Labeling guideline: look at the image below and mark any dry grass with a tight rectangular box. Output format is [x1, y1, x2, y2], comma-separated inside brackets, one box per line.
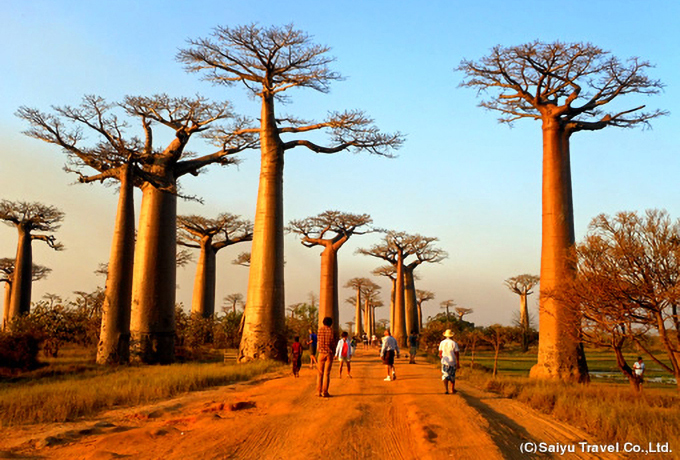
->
[0, 360, 282, 426]
[459, 367, 680, 449]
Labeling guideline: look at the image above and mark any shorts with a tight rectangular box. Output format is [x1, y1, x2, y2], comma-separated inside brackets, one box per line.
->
[442, 364, 456, 382]
[310, 345, 317, 356]
[382, 349, 395, 365]
[409, 346, 417, 356]
[338, 356, 351, 363]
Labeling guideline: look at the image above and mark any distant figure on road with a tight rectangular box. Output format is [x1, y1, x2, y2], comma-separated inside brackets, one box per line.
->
[439, 329, 460, 394]
[307, 328, 318, 369]
[316, 317, 338, 398]
[371, 334, 378, 347]
[291, 336, 302, 378]
[408, 330, 419, 364]
[380, 329, 400, 381]
[335, 331, 354, 378]
[362, 333, 369, 349]
[633, 356, 645, 386]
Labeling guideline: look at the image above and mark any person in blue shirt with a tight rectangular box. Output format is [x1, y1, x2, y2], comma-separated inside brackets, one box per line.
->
[307, 328, 318, 369]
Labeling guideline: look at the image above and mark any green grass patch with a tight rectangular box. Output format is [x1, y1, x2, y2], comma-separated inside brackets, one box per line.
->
[0, 358, 282, 426]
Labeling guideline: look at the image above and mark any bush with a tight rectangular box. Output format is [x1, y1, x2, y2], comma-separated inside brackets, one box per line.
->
[0, 332, 41, 370]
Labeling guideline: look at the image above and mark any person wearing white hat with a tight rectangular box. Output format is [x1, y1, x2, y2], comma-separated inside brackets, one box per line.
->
[438, 329, 460, 394]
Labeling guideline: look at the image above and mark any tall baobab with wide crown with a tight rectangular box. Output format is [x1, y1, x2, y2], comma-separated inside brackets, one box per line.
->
[505, 274, 540, 352]
[179, 24, 403, 362]
[402, 236, 447, 335]
[359, 232, 441, 346]
[0, 201, 63, 322]
[415, 289, 435, 330]
[289, 211, 373, 334]
[458, 41, 666, 382]
[19, 97, 144, 364]
[177, 213, 253, 318]
[344, 277, 373, 336]
[0, 258, 50, 329]
[19, 95, 255, 364]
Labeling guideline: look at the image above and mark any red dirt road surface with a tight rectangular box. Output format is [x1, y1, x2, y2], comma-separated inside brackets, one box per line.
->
[0, 349, 621, 459]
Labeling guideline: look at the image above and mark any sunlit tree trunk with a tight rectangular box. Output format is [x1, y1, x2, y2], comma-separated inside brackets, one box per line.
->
[519, 292, 530, 352]
[2, 282, 11, 329]
[354, 287, 363, 336]
[417, 302, 423, 331]
[403, 267, 419, 335]
[130, 184, 177, 364]
[393, 250, 407, 347]
[240, 96, 288, 362]
[97, 166, 135, 364]
[9, 226, 32, 319]
[364, 298, 373, 337]
[531, 121, 588, 382]
[191, 237, 217, 318]
[318, 245, 340, 334]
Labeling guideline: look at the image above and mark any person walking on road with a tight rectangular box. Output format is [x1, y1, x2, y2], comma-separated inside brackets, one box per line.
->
[335, 331, 354, 378]
[380, 329, 400, 381]
[307, 328, 318, 369]
[408, 330, 419, 364]
[439, 329, 460, 394]
[316, 317, 337, 398]
[290, 336, 303, 378]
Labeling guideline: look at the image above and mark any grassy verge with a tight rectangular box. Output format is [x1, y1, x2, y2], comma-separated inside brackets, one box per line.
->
[455, 365, 680, 451]
[0, 359, 282, 427]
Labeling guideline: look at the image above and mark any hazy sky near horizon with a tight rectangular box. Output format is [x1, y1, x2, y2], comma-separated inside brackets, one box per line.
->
[1, 0, 679, 327]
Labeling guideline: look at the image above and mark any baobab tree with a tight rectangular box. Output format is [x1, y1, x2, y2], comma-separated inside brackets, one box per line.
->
[18, 97, 143, 364]
[402, 236, 447, 335]
[177, 213, 253, 318]
[0, 201, 63, 321]
[458, 41, 665, 382]
[18, 95, 255, 364]
[1, 258, 50, 329]
[440, 299, 456, 328]
[372, 264, 397, 330]
[345, 277, 373, 336]
[455, 307, 473, 322]
[179, 24, 403, 362]
[223, 293, 245, 314]
[289, 211, 373, 333]
[359, 232, 440, 346]
[361, 280, 382, 338]
[505, 274, 540, 352]
[415, 289, 435, 330]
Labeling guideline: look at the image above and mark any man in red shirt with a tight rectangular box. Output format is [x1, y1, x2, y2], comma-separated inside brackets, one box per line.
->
[316, 316, 338, 397]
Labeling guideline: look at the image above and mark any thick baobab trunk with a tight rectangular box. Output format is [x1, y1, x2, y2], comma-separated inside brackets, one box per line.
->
[519, 292, 530, 352]
[130, 184, 177, 364]
[354, 287, 363, 336]
[318, 245, 339, 334]
[389, 278, 396, 332]
[239, 96, 288, 362]
[364, 298, 372, 338]
[9, 226, 32, 319]
[403, 267, 419, 335]
[191, 237, 217, 318]
[2, 282, 11, 329]
[97, 168, 135, 364]
[394, 251, 407, 347]
[531, 121, 588, 382]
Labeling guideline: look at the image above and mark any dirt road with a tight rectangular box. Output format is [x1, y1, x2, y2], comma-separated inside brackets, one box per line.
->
[1, 349, 620, 459]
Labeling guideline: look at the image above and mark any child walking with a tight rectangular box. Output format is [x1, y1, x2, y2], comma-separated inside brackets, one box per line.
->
[291, 336, 303, 377]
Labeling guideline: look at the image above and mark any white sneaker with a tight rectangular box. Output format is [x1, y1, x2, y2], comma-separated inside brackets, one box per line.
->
[384, 376, 392, 381]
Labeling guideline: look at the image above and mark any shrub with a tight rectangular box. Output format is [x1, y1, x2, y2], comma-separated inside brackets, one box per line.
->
[0, 332, 41, 370]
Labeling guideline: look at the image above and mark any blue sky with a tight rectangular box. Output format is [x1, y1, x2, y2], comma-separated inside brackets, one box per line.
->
[1, 0, 678, 326]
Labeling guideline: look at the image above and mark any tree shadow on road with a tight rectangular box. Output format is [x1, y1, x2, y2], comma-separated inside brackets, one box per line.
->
[457, 391, 542, 460]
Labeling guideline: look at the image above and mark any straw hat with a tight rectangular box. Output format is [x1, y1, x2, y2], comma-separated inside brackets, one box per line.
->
[443, 329, 454, 338]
